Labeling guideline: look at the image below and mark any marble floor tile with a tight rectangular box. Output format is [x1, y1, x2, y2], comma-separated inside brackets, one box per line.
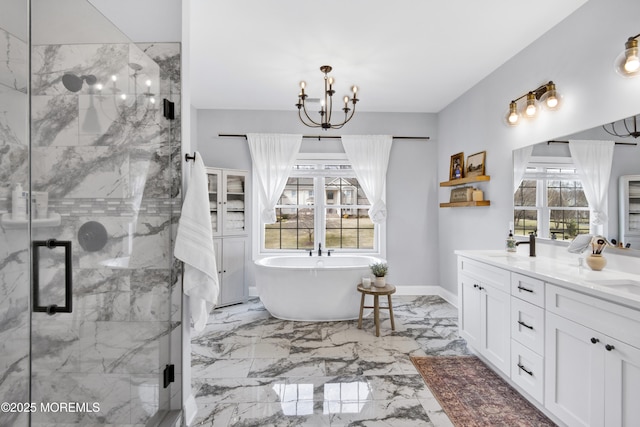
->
[192, 296, 463, 426]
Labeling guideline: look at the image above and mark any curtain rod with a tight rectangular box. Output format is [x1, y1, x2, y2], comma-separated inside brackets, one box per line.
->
[218, 133, 430, 141]
[547, 139, 637, 146]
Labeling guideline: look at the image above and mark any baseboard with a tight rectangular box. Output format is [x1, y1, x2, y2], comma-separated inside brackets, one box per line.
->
[248, 285, 458, 308]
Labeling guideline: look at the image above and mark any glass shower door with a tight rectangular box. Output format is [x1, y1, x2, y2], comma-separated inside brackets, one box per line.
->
[0, 0, 30, 425]
[1, 1, 180, 425]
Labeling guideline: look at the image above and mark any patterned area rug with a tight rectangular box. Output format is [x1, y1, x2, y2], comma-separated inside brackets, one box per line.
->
[411, 356, 556, 426]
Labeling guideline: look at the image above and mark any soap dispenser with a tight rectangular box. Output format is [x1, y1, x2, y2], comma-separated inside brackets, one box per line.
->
[506, 230, 517, 252]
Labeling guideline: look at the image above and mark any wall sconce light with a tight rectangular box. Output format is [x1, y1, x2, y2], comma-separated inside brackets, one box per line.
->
[615, 34, 640, 77]
[504, 81, 561, 127]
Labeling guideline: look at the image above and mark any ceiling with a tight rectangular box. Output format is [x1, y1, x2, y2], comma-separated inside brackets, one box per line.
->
[91, 0, 588, 113]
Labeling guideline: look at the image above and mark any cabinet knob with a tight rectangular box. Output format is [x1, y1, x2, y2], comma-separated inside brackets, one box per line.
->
[590, 337, 599, 344]
[473, 284, 478, 288]
[605, 344, 615, 351]
[478, 286, 484, 291]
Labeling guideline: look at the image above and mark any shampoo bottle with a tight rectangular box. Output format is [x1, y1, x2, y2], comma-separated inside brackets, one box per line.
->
[12, 184, 27, 220]
[506, 230, 517, 252]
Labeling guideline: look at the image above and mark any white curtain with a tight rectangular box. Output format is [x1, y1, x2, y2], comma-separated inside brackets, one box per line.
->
[513, 145, 534, 193]
[341, 135, 393, 224]
[247, 133, 302, 224]
[568, 139, 615, 226]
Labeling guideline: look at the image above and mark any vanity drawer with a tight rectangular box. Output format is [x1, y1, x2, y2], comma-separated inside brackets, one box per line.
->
[511, 297, 544, 355]
[546, 284, 640, 348]
[511, 339, 544, 404]
[511, 273, 544, 307]
[458, 257, 510, 292]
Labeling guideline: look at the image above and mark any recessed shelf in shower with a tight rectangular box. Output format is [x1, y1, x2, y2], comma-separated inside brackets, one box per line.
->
[0, 212, 61, 229]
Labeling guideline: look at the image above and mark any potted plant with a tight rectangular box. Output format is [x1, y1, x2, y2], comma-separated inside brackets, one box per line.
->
[370, 262, 388, 288]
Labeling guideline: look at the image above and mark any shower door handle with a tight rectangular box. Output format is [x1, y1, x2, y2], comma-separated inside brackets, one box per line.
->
[33, 239, 73, 315]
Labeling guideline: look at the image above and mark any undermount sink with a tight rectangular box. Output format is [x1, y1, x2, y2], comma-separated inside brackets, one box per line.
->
[588, 279, 640, 296]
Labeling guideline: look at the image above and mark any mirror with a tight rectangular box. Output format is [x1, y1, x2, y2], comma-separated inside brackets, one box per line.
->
[513, 115, 640, 252]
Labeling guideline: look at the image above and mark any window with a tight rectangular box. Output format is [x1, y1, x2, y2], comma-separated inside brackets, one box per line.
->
[262, 159, 379, 252]
[514, 164, 590, 240]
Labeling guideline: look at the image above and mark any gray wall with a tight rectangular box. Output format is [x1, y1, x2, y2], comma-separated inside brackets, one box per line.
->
[437, 0, 640, 295]
[196, 109, 439, 288]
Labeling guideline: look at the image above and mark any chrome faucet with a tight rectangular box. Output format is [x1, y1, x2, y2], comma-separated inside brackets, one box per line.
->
[317, 242, 322, 256]
[516, 232, 536, 257]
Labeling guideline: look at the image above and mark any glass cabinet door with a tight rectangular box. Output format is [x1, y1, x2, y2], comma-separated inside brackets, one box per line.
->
[208, 170, 220, 235]
[223, 172, 246, 235]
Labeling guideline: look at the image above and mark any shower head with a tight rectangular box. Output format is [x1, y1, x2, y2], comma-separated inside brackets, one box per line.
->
[62, 73, 97, 92]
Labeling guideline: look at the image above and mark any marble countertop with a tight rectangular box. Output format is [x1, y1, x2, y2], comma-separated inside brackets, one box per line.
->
[455, 250, 640, 310]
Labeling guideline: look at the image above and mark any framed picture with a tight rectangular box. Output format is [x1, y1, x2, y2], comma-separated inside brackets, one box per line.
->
[466, 151, 486, 178]
[449, 152, 464, 180]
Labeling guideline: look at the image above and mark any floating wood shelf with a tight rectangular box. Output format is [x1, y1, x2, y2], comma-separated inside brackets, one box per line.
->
[440, 175, 491, 187]
[440, 201, 491, 208]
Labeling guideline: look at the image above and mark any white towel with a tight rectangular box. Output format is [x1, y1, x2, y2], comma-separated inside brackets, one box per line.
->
[174, 152, 219, 331]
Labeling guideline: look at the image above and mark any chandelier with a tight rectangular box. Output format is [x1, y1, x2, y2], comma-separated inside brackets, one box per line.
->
[295, 65, 359, 130]
[602, 115, 640, 138]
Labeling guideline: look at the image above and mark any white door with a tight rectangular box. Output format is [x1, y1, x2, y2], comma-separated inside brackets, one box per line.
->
[604, 337, 640, 426]
[481, 284, 510, 375]
[220, 238, 246, 305]
[459, 273, 481, 349]
[212, 238, 223, 305]
[545, 312, 605, 427]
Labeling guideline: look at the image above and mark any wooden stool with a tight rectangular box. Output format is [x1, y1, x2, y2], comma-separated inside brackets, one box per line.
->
[357, 283, 396, 337]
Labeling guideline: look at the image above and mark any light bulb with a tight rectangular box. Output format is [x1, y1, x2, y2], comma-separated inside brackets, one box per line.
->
[351, 85, 358, 94]
[300, 81, 306, 90]
[150, 97, 156, 104]
[145, 79, 152, 87]
[616, 37, 640, 77]
[111, 75, 117, 82]
[505, 101, 520, 126]
[624, 54, 640, 73]
[320, 99, 325, 107]
[96, 83, 103, 91]
[539, 82, 561, 111]
[524, 92, 537, 117]
[343, 96, 349, 104]
[120, 94, 127, 100]
[328, 77, 334, 86]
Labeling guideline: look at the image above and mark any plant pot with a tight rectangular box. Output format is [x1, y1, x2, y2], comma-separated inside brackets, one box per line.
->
[586, 254, 607, 271]
[374, 276, 386, 288]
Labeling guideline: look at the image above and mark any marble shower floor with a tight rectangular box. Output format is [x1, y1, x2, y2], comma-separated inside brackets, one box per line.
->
[191, 295, 471, 426]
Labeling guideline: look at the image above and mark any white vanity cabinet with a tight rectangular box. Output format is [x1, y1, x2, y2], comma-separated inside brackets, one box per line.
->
[458, 257, 511, 375]
[545, 284, 640, 427]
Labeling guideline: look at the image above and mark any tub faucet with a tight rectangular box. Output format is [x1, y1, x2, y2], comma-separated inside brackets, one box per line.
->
[317, 243, 322, 256]
[516, 232, 536, 257]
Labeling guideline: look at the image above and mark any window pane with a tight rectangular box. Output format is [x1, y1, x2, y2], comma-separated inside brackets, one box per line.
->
[325, 208, 373, 249]
[514, 209, 537, 236]
[325, 177, 369, 206]
[264, 208, 315, 249]
[324, 164, 353, 170]
[281, 177, 314, 205]
[548, 179, 587, 208]
[549, 209, 590, 240]
[514, 180, 536, 207]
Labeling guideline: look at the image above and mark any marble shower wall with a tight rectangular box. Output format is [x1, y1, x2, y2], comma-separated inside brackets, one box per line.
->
[26, 41, 181, 426]
[0, 24, 29, 427]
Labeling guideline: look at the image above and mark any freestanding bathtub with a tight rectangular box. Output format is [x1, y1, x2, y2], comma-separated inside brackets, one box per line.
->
[254, 255, 386, 321]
